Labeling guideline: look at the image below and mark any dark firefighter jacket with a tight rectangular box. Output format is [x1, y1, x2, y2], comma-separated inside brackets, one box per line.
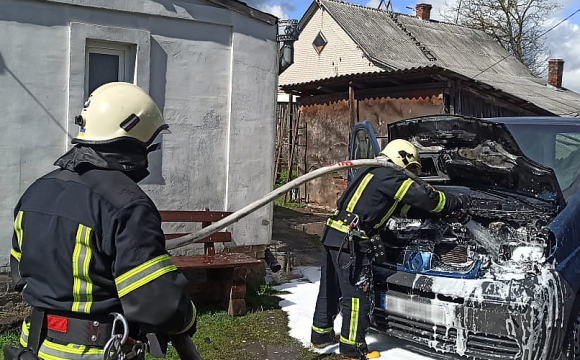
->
[9, 144, 195, 338]
[323, 166, 462, 247]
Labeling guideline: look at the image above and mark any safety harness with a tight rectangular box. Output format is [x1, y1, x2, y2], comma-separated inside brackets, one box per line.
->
[4, 310, 147, 360]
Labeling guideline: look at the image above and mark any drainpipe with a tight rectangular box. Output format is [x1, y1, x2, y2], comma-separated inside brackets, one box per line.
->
[277, 20, 300, 74]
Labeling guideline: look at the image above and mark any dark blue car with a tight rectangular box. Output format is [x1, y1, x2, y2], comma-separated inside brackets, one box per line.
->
[350, 115, 580, 360]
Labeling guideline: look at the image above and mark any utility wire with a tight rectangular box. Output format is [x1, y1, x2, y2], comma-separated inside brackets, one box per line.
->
[473, 6, 580, 79]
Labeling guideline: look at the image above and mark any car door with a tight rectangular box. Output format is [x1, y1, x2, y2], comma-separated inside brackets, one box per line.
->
[349, 121, 381, 179]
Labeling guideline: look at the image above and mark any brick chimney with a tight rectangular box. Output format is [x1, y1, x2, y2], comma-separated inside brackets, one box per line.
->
[548, 59, 564, 88]
[416, 3, 432, 21]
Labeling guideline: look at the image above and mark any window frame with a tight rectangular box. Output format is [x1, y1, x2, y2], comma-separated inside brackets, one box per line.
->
[84, 41, 134, 97]
[312, 31, 328, 55]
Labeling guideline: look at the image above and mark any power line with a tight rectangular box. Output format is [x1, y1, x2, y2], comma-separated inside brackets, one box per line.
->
[473, 6, 580, 79]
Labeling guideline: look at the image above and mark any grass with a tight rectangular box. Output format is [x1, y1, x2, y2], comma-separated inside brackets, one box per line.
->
[274, 169, 306, 209]
[0, 285, 339, 360]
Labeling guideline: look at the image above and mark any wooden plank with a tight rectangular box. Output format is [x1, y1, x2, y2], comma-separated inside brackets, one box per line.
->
[159, 211, 231, 223]
[164, 232, 232, 243]
[171, 254, 261, 270]
[349, 81, 356, 130]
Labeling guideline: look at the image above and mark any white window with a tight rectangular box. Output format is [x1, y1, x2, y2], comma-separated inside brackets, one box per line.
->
[84, 40, 136, 97]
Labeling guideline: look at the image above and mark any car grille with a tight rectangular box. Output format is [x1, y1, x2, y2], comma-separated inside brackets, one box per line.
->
[372, 312, 521, 359]
[434, 243, 468, 264]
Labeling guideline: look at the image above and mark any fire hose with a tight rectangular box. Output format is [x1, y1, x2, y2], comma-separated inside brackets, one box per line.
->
[166, 159, 425, 250]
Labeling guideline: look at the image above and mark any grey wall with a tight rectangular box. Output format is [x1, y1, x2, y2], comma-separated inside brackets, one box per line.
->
[0, 0, 278, 269]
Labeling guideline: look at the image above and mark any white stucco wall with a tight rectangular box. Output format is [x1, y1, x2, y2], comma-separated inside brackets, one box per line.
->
[279, 6, 382, 86]
[0, 0, 278, 270]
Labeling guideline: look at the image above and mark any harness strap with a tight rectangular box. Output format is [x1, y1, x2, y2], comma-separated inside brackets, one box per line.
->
[27, 308, 46, 354]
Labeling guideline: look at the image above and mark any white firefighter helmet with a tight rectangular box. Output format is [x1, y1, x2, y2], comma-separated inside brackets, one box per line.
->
[73, 82, 168, 146]
[379, 139, 421, 171]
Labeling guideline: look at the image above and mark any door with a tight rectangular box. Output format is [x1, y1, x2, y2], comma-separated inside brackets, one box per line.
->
[349, 121, 381, 179]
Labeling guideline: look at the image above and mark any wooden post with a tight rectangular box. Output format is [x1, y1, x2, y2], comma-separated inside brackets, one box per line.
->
[349, 81, 356, 130]
[283, 110, 301, 205]
[274, 104, 287, 183]
[202, 208, 215, 255]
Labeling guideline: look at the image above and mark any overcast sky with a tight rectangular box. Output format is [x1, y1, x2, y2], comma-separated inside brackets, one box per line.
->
[248, 0, 580, 92]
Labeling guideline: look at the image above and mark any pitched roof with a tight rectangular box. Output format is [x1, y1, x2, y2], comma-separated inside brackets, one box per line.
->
[294, 0, 580, 117]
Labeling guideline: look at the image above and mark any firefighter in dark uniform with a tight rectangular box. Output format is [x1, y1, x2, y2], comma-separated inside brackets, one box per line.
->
[7, 83, 196, 360]
[310, 139, 470, 359]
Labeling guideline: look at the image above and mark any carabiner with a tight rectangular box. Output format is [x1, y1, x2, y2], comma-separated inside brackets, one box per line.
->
[102, 313, 130, 360]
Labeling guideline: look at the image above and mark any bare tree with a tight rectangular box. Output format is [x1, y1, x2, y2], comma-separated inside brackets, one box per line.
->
[443, 0, 561, 75]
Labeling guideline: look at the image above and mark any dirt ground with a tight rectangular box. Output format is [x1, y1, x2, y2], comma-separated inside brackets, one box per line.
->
[270, 205, 330, 277]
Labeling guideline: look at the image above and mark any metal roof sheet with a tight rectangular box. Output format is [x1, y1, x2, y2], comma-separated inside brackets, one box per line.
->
[291, 0, 580, 117]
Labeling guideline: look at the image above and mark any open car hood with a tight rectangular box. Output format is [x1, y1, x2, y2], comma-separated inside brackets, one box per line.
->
[388, 116, 564, 206]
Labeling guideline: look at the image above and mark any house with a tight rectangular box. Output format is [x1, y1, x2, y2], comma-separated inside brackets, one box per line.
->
[278, 0, 580, 207]
[0, 0, 279, 270]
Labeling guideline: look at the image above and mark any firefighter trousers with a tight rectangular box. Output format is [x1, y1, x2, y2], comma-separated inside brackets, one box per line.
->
[311, 238, 374, 357]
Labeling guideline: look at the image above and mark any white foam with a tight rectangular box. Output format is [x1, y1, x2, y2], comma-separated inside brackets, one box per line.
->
[275, 266, 458, 359]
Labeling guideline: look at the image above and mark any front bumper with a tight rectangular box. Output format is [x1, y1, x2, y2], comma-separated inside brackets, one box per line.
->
[370, 266, 567, 360]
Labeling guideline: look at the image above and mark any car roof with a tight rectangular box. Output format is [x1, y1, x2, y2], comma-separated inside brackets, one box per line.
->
[485, 117, 580, 126]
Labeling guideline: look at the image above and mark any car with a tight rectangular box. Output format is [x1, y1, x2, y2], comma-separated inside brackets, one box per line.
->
[348, 115, 580, 360]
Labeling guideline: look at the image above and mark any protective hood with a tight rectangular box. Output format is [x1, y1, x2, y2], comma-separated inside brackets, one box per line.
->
[388, 116, 564, 206]
[54, 143, 150, 182]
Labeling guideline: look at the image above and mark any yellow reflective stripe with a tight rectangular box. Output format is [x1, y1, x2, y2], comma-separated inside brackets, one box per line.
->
[117, 264, 177, 297]
[400, 204, 411, 218]
[42, 341, 103, 355]
[11, 248, 21, 261]
[349, 298, 360, 342]
[72, 225, 83, 312]
[312, 325, 334, 334]
[83, 227, 93, 313]
[394, 179, 414, 202]
[116, 255, 172, 284]
[339, 336, 363, 346]
[433, 191, 446, 213]
[72, 225, 93, 313]
[374, 202, 399, 229]
[14, 211, 24, 250]
[177, 301, 197, 334]
[346, 174, 374, 213]
[374, 179, 414, 229]
[326, 219, 369, 239]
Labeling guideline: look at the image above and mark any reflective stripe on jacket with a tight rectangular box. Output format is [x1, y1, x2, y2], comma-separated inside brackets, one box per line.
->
[10, 168, 195, 336]
[322, 166, 460, 247]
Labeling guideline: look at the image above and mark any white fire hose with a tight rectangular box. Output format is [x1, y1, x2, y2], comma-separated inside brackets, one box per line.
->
[166, 159, 425, 250]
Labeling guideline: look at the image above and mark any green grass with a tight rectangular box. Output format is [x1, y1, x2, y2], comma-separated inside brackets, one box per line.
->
[274, 169, 306, 209]
[0, 285, 338, 360]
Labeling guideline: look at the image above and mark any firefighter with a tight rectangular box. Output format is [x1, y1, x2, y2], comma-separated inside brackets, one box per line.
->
[310, 139, 470, 359]
[7, 83, 196, 360]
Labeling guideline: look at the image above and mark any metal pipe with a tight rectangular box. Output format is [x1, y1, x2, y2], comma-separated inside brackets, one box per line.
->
[264, 248, 282, 273]
[166, 159, 425, 250]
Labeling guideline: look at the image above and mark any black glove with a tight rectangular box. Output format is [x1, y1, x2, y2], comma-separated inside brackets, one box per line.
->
[444, 193, 471, 224]
[455, 193, 472, 211]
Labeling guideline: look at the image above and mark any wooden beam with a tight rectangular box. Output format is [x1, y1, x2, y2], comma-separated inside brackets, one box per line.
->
[354, 82, 445, 100]
[316, 86, 336, 94]
[349, 81, 356, 130]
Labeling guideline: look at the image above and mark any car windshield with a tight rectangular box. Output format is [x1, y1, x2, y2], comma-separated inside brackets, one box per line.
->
[505, 123, 580, 196]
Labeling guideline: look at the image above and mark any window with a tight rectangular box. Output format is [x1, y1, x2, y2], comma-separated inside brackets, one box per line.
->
[353, 129, 375, 160]
[507, 124, 580, 196]
[312, 32, 327, 54]
[84, 40, 135, 96]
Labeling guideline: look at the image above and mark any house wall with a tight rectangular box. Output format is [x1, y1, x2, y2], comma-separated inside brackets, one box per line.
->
[278, 6, 382, 87]
[0, 0, 277, 270]
[300, 89, 444, 207]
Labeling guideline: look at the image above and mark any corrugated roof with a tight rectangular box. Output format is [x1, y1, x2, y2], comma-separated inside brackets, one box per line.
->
[292, 0, 580, 117]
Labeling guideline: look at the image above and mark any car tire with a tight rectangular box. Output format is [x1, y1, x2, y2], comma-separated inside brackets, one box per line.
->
[563, 309, 580, 360]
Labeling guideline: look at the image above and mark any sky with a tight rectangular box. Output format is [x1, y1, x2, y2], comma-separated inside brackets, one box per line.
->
[247, 0, 580, 93]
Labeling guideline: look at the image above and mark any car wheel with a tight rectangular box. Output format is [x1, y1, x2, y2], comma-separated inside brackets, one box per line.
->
[563, 310, 580, 360]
